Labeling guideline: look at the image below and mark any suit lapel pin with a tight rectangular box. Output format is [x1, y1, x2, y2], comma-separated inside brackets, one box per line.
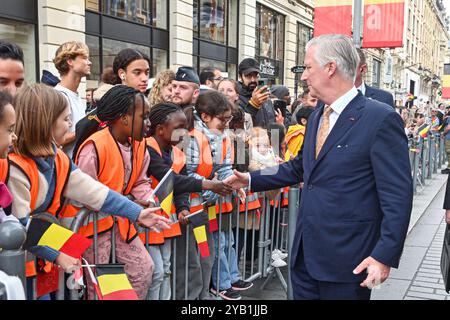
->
[349, 117, 355, 121]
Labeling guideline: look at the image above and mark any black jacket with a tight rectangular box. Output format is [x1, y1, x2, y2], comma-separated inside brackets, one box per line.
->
[237, 82, 276, 129]
[147, 144, 203, 213]
[444, 174, 450, 210]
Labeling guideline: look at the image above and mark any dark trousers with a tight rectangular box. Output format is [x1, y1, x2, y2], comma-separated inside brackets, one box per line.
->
[291, 244, 371, 300]
[175, 213, 215, 300]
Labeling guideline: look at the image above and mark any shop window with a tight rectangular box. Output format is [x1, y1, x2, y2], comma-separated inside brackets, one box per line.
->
[0, 19, 36, 83]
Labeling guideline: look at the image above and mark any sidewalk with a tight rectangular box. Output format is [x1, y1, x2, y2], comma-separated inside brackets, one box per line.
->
[372, 173, 449, 300]
[242, 169, 449, 300]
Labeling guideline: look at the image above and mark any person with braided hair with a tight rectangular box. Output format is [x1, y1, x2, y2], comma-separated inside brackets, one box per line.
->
[145, 102, 234, 299]
[61, 84, 159, 300]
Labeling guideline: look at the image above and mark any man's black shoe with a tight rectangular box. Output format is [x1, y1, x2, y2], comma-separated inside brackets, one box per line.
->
[441, 168, 450, 174]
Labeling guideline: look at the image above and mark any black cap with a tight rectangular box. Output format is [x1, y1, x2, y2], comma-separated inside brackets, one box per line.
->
[41, 70, 60, 87]
[175, 66, 200, 85]
[238, 58, 260, 76]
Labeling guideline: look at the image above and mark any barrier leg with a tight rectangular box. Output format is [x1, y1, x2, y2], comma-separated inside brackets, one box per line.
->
[287, 187, 300, 300]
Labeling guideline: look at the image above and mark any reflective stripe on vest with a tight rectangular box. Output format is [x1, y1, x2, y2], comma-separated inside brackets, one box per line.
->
[239, 190, 261, 213]
[145, 137, 185, 240]
[60, 128, 145, 243]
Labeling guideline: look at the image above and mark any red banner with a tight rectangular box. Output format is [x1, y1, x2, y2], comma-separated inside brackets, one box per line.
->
[313, 0, 353, 37]
[362, 0, 405, 48]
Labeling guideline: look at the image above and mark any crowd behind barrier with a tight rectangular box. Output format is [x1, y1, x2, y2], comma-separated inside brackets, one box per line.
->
[3, 126, 447, 300]
[0, 128, 448, 300]
[0, 134, 447, 300]
[0, 185, 302, 300]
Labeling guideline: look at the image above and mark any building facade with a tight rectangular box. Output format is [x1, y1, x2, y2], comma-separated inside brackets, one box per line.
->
[389, 0, 449, 107]
[0, 0, 314, 99]
[0, 0, 448, 106]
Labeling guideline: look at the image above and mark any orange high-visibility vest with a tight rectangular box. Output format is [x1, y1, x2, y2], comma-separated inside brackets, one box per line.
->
[0, 150, 71, 277]
[239, 191, 261, 213]
[189, 128, 233, 215]
[144, 137, 184, 243]
[60, 128, 146, 243]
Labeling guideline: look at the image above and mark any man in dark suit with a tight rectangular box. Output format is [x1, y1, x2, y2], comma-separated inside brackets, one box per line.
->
[444, 175, 450, 223]
[355, 48, 395, 108]
[224, 34, 413, 300]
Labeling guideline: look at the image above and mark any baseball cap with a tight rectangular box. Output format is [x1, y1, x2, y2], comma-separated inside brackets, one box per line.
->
[238, 58, 260, 76]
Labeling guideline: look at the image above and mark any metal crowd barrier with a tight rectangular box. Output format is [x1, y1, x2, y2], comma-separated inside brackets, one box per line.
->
[3, 134, 448, 300]
[409, 134, 447, 195]
[41, 188, 299, 300]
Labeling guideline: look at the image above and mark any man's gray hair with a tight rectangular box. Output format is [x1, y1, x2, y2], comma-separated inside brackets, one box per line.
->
[306, 34, 360, 82]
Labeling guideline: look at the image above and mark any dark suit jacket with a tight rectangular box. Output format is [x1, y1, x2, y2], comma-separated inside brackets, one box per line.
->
[444, 174, 450, 210]
[365, 85, 395, 109]
[250, 92, 413, 283]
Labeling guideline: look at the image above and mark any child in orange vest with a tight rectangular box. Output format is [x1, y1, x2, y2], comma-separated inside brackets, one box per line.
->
[185, 91, 247, 300]
[3, 84, 169, 299]
[285, 107, 314, 161]
[67, 85, 166, 300]
[146, 102, 233, 300]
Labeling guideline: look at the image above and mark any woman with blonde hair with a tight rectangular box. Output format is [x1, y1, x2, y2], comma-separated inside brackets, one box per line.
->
[149, 69, 175, 105]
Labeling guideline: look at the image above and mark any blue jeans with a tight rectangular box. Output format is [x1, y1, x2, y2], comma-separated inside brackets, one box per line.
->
[211, 230, 241, 291]
[159, 240, 172, 300]
[147, 242, 171, 300]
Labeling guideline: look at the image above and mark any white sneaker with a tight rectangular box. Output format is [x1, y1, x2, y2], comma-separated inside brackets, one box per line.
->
[271, 258, 287, 268]
[271, 249, 288, 260]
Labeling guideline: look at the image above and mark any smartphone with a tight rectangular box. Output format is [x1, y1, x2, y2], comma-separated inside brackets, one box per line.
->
[257, 80, 268, 92]
[273, 99, 287, 118]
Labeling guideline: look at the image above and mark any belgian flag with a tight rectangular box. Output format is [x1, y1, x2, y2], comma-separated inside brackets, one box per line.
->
[208, 206, 218, 233]
[419, 126, 429, 139]
[83, 260, 138, 300]
[188, 210, 210, 258]
[152, 169, 174, 218]
[96, 264, 138, 300]
[23, 217, 92, 258]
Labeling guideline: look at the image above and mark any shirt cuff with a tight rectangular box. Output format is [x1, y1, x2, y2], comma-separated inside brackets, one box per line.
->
[248, 172, 252, 191]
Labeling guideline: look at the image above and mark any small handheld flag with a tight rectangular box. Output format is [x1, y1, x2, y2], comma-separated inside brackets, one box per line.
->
[188, 211, 210, 258]
[419, 126, 429, 139]
[82, 259, 138, 300]
[23, 218, 93, 259]
[208, 206, 218, 233]
[149, 169, 174, 218]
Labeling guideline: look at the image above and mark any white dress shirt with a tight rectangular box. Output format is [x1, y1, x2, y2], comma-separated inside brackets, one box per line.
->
[357, 82, 366, 96]
[317, 86, 359, 137]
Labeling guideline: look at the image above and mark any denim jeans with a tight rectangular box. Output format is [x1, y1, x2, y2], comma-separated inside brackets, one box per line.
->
[211, 230, 241, 291]
[159, 240, 172, 300]
[147, 245, 163, 300]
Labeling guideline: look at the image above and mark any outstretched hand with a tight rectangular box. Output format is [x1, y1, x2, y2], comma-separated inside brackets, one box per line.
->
[209, 172, 234, 196]
[353, 256, 390, 289]
[137, 207, 171, 230]
[223, 170, 250, 190]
